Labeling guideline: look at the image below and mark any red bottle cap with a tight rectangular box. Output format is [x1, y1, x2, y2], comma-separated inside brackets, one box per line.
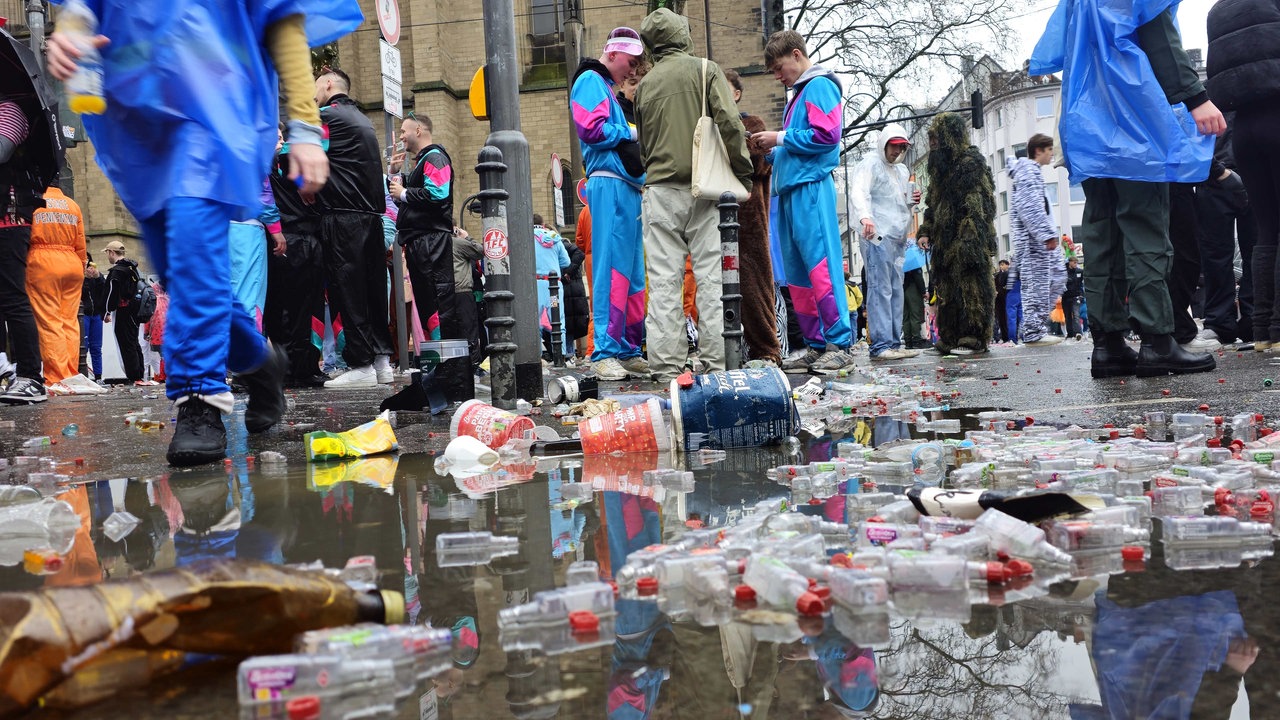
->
[569, 610, 599, 634]
[1259, 490, 1272, 503]
[1214, 487, 1233, 506]
[1134, 427, 1147, 439]
[795, 591, 825, 616]
[1207, 438, 1221, 448]
[609, 581, 619, 596]
[286, 696, 321, 720]
[866, 515, 885, 523]
[734, 584, 757, 602]
[1263, 428, 1275, 437]
[1004, 559, 1034, 578]
[636, 576, 659, 596]
[1025, 416, 1035, 426]
[1256, 414, 1266, 422]
[808, 498, 823, 505]
[1198, 404, 1210, 412]
[811, 585, 832, 603]
[1121, 546, 1146, 562]
[676, 371, 695, 389]
[44, 556, 64, 573]
[830, 553, 855, 568]
[807, 577, 819, 590]
[1110, 430, 1120, 440]
[984, 562, 1013, 584]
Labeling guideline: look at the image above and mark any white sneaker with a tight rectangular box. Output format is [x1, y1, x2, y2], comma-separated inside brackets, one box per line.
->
[1024, 335, 1064, 347]
[591, 357, 628, 381]
[324, 365, 378, 389]
[897, 348, 921, 358]
[1182, 329, 1222, 352]
[373, 355, 394, 384]
[872, 348, 908, 360]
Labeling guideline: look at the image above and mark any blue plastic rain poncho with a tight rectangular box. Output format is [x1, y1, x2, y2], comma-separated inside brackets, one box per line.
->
[67, 0, 363, 221]
[1028, 0, 1214, 183]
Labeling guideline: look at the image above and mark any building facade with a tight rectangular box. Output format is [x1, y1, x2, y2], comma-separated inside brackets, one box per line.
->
[15, 0, 788, 262]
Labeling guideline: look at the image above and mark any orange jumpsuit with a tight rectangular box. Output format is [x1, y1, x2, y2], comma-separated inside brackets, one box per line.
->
[27, 187, 86, 385]
[576, 204, 594, 357]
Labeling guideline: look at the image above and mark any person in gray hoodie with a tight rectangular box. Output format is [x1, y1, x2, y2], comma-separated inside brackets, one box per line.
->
[1007, 133, 1066, 346]
[850, 124, 922, 360]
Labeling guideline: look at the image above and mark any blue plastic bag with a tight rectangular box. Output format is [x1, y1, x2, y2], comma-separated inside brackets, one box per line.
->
[1029, 0, 1214, 183]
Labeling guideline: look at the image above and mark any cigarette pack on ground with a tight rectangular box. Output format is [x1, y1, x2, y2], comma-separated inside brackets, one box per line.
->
[305, 411, 400, 462]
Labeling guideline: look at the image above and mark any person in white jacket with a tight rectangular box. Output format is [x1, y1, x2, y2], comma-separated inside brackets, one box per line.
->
[851, 124, 922, 360]
[1007, 133, 1066, 346]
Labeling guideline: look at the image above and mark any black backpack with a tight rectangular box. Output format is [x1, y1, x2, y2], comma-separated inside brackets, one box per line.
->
[130, 268, 158, 324]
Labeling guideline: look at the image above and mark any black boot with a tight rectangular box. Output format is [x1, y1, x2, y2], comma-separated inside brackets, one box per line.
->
[242, 344, 288, 433]
[167, 398, 227, 467]
[1135, 333, 1216, 377]
[1091, 331, 1139, 378]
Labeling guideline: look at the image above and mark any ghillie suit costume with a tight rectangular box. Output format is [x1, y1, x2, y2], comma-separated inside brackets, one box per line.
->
[917, 113, 997, 355]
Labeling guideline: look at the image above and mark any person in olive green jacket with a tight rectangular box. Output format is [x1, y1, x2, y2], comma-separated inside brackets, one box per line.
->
[635, 8, 752, 382]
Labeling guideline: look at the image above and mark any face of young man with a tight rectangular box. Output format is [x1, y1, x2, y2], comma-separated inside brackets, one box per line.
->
[399, 119, 424, 153]
[1034, 144, 1054, 165]
[885, 143, 907, 163]
[770, 50, 806, 89]
[604, 51, 640, 85]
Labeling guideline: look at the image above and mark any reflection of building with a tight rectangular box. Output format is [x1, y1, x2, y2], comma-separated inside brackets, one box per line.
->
[13, 0, 786, 258]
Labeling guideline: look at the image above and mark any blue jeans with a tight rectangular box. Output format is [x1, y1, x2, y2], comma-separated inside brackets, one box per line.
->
[83, 314, 103, 378]
[859, 237, 906, 355]
[1006, 279, 1024, 343]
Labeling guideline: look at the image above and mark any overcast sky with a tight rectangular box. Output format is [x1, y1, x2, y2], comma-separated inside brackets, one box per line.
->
[1005, 0, 1214, 66]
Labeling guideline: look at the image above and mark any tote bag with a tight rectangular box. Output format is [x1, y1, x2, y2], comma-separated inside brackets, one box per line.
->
[691, 58, 749, 201]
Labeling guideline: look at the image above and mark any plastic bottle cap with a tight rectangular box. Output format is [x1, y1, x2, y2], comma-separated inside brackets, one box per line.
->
[286, 696, 322, 720]
[984, 562, 1013, 584]
[677, 371, 695, 389]
[379, 590, 406, 625]
[1207, 438, 1221, 448]
[636, 576, 659, 596]
[807, 577, 819, 590]
[569, 610, 599, 634]
[795, 591, 825, 616]
[1198, 404, 1210, 412]
[830, 553, 855, 569]
[734, 584, 757, 602]
[1256, 414, 1266, 422]
[1214, 487, 1232, 506]
[1121, 546, 1146, 562]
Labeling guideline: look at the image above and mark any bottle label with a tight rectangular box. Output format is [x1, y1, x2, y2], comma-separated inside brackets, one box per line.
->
[864, 526, 900, 545]
[246, 666, 298, 699]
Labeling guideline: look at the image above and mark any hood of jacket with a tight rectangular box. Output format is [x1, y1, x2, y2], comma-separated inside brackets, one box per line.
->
[572, 57, 613, 87]
[876, 123, 910, 165]
[793, 63, 843, 96]
[112, 257, 139, 273]
[1006, 155, 1040, 183]
[642, 8, 693, 61]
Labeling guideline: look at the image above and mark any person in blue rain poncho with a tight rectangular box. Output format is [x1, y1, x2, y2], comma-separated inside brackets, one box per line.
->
[533, 215, 572, 361]
[46, 0, 363, 467]
[1028, 0, 1224, 379]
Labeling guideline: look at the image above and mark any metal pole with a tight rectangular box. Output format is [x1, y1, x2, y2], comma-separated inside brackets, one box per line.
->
[482, 0, 542, 402]
[477, 145, 519, 409]
[26, 0, 45, 59]
[386, 113, 411, 371]
[548, 272, 564, 368]
[563, 0, 585, 184]
[719, 192, 742, 370]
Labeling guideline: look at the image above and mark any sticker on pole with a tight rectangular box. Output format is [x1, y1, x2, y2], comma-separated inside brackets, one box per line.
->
[576, 178, 588, 207]
[483, 227, 509, 261]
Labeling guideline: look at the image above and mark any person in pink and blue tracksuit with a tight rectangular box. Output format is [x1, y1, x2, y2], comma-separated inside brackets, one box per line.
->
[751, 30, 854, 376]
[570, 27, 648, 382]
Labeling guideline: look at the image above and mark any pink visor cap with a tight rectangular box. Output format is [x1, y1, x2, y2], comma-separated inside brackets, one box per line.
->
[604, 34, 644, 56]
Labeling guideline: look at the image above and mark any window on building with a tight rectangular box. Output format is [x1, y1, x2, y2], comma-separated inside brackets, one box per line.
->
[1035, 95, 1054, 117]
[996, 108, 1003, 127]
[1070, 225, 1083, 243]
[1000, 191, 1008, 212]
[531, 0, 562, 35]
[1045, 182, 1058, 205]
[997, 148, 1006, 169]
[1012, 142, 1027, 159]
[1069, 183, 1086, 203]
[524, 0, 566, 84]
[1002, 234, 1010, 256]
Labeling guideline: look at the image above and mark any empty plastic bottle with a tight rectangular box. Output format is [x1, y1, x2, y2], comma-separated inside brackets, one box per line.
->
[435, 531, 520, 567]
[56, 0, 107, 115]
[1043, 520, 1149, 551]
[1150, 485, 1204, 516]
[1161, 516, 1273, 542]
[973, 508, 1073, 565]
[238, 654, 397, 719]
[0, 498, 80, 566]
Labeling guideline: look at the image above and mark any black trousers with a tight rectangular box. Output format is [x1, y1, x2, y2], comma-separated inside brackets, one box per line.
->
[1168, 183, 1202, 344]
[453, 291, 482, 366]
[903, 267, 926, 344]
[0, 225, 41, 381]
[320, 212, 393, 368]
[1235, 108, 1280, 343]
[265, 223, 326, 381]
[113, 309, 143, 381]
[402, 230, 455, 343]
[1196, 184, 1255, 343]
[1062, 295, 1081, 337]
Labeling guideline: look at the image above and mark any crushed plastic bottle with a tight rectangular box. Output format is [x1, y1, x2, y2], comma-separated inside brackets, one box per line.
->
[102, 510, 141, 542]
[60, 424, 78, 437]
[973, 509, 1073, 565]
[0, 498, 80, 566]
[435, 531, 519, 567]
[258, 450, 288, 464]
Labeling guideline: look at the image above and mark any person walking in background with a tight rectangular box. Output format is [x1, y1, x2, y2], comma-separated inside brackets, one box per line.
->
[902, 240, 929, 349]
[754, 30, 855, 375]
[851, 124, 922, 361]
[636, 8, 751, 380]
[532, 215, 572, 361]
[571, 27, 648, 381]
[314, 68, 396, 389]
[574, 202, 593, 359]
[1008, 133, 1065, 347]
[1031, 0, 1222, 377]
[28, 184, 102, 394]
[993, 258, 1011, 343]
[81, 252, 106, 382]
[1186, 130, 1253, 351]
[724, 69, 782, 368]
[559, 231, 590, 363]
[101, 240, 144, 384]
[142, 278, 169, 383]
[1062, 256, 1084, 339]
[47, 1, 358, 464]
[450, 227, 485, 369]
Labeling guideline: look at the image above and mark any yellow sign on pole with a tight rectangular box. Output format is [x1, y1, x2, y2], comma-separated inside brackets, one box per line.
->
[469, 67, 488, 121]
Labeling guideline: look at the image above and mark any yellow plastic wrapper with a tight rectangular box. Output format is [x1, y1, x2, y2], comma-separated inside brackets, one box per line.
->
[307, 456, 400, 490]
[305, 411, 399, 462]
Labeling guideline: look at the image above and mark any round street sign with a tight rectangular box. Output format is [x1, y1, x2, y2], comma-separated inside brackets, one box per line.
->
[576, 178, 588, 207]
[377, 0, 401, 46]
[551, 153, 563, 189]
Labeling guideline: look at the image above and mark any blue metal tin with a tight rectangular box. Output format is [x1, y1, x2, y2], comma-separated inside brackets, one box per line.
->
[670, 368, 798, 450]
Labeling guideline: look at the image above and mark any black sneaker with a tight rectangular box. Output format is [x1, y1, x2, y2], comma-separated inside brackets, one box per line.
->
[167, 398, 227, 467]
[0, 377, 47, 404]
[242, 344, 288, 433]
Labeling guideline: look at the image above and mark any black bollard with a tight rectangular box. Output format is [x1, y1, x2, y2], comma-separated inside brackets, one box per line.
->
[719, 192, 743, 370]
[548, 272, 565, 368]
[477, 146, 518, 409]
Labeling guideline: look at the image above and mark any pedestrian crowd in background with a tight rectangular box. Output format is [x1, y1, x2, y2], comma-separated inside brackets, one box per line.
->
[0, 0, 1272, 466]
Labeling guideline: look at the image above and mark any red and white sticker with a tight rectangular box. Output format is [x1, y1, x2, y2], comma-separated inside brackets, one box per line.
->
[483, 227, 509, 260]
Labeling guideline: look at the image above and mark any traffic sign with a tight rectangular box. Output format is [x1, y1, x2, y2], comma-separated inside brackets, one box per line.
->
[550, 153, 563, 189]
[377, 0, 400, 46]
[383, 79, 403, 119]
[380, 40, 402, 82]
[576, 178, 587, 207]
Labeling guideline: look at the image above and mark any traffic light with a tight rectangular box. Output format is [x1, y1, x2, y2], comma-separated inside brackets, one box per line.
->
[970, 90, 984, 130]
